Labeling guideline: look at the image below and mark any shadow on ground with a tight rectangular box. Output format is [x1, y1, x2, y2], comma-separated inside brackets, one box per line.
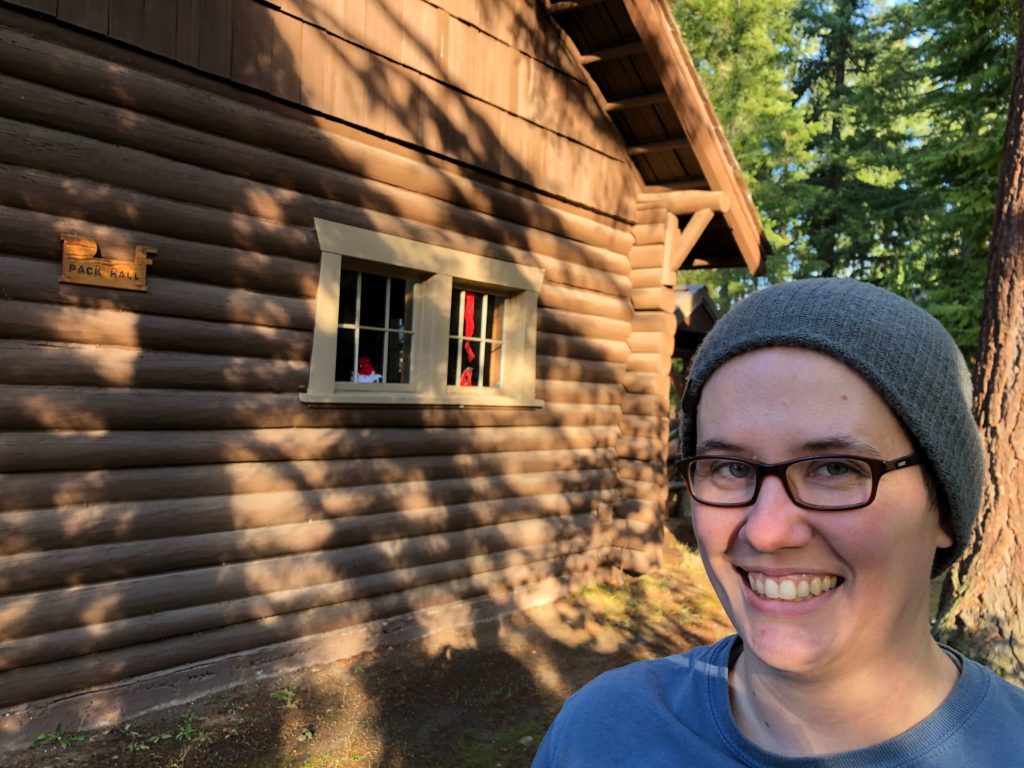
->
[10, 523, 731, 768]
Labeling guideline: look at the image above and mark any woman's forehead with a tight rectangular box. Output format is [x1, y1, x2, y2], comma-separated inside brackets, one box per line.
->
[696, 347, 911, 455]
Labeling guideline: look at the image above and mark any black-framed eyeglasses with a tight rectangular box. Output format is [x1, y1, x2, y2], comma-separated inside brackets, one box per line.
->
[677, 453, 922, 511]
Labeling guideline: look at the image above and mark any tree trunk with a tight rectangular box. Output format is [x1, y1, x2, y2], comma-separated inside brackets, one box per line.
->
[934, 0, 1024, 684]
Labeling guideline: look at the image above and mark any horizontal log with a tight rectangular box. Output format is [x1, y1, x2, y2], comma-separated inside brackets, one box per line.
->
[631, 286, 675, 313]
[0, 339, 309, 391]
[620, 414, 668, 440]
[0, 417, 616, 471]
[0, 487, 611, 595]
[0, 13, 635, 229]
[616, 435, 667, 463]
[631, 310, 676, 335]
[0, 198, 319, 300]
[0, 546, 612, 708]
[632, 223, 666, 247]
[536, 330, 630, 365]
[0, 536, 604, 672]
[628, 330, 674, 355]
[616, 542, 662, 574]
[622, 371, 670, 397]
[629, 242, 665, 268]
[630, 266, 667, 290]
[636, 189, 730, 215]
[535, 379, 623, 407]
[1, 467, 615, 556]
[616, 457, 668, 484]
[621, 393, 669, 418]
[537, 306, 632, 341]
[540, 283, 633, 320]
[619, 477, 670, 504]
[537, 354, 624, 385]
[626, 352, 672, 376]
[614, 499, 666, 523]
[0, 252, 316, 332]
[0, 71, 633, 276]
[633, 205, 668, 226]
[0, 298, 313, 360]
[0, 447, 614, 512]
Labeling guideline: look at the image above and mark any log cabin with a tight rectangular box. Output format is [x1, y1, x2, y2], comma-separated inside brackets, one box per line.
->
[0, 0, 767, 746]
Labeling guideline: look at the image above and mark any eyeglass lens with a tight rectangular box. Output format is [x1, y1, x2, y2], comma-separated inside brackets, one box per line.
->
[687, 457, 876, 508]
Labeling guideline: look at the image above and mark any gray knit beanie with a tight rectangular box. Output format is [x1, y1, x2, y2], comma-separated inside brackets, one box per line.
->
[680, 278, 983, 575]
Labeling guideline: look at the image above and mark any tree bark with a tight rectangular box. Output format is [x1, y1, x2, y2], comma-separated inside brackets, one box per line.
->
[934, 0, 1024, 684]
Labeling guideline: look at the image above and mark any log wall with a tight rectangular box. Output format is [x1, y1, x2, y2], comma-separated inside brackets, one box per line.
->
[614, 203, 677, 571]
[0, 0, 676, 740]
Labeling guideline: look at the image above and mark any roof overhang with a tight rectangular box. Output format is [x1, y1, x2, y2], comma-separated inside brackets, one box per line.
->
[544, 0, 769, 275]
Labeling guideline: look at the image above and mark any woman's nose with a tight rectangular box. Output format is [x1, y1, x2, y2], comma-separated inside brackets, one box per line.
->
[740, 475, 814, 552]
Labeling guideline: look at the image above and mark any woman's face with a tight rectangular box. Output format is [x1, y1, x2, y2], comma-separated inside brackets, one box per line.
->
[692, 347, 952, 677]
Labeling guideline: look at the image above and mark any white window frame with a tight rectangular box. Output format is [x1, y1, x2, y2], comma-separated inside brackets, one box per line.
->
[301, 218, 545, 408]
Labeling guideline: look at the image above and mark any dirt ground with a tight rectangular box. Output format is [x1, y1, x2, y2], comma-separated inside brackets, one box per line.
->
[9, 523, 732, 768]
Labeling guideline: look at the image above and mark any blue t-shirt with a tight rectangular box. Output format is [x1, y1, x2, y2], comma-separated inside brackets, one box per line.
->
[532, 635, 1024, 767]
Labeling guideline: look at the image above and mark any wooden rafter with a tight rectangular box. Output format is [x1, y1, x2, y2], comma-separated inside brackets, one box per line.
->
[603, 91, 670, 112]
[626, 137, 690, 156]
[637, 189, 729, 214]
[579, 40, 646, 65]
[547, 0, 608, 14]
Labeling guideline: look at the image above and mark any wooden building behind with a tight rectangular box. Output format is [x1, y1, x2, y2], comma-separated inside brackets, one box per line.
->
[0, 0, 766, 745]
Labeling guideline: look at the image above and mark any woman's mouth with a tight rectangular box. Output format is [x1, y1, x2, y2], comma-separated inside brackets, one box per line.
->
[744, 571, 841, 602]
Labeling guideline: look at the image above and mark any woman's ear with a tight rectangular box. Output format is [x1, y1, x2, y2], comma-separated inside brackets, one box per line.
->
[935, 516, 955, 549]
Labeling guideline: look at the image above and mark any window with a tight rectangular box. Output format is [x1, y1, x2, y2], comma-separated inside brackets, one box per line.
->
[301, 218, 544, 407]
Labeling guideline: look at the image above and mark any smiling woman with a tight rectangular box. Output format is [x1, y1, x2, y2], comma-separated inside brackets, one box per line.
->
[532, 278, 1024, 767]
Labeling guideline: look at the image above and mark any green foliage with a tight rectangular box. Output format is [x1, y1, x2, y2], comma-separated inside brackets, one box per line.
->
[120, 724, 173, 753]
[671, 0, 1016, 357]
[33, 723, 87, 749]
[272, 686, 301, 709]
[174, 712, 214, 744]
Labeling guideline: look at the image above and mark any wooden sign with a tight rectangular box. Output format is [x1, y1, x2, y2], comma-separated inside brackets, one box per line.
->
[60, 235, 155, 292]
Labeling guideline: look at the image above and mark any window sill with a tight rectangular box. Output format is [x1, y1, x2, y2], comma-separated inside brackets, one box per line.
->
[299, 391, 545, 408]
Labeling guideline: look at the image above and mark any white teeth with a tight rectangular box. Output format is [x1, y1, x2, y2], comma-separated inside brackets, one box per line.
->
[746, 572, 839, 602]
[779, 580, 797, 600]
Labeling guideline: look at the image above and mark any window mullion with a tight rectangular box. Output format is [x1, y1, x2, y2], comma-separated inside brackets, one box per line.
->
[478, 293, 489, 388]
[382, 276, 392, 384]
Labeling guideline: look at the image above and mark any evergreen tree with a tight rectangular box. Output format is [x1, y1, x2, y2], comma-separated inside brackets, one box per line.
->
[673, 0, 1015, 360]
[906, 0, 1017, 359]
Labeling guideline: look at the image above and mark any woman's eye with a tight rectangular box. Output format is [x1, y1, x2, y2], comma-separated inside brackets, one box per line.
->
[717, 462, 751, 479]
[806, 459, 868, 479]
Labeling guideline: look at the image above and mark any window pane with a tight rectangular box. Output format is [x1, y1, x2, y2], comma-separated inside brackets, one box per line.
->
[356, 330, 385, 383]
[339, 270, 358, 326]
[359, 273, 388, 328]
[449, 290, 461, 336]
[447, 338, 463, 386]
[388, 277, 410, 330]
[464, 291, 481, 338]
[483, 341, 502, 387]
[487, 297, 505, 341]
[336, 328, 356, 382]
[386, 330, 411, 383]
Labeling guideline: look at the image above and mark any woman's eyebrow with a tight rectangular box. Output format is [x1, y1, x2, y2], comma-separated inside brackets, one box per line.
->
[694, 439, 746, 454]
[799, 435, 881, 456]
